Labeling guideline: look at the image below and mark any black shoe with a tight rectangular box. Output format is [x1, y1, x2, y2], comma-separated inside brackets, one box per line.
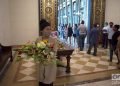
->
[117, 62, 120, 64]
[80, 48, 83, 51]
[39, 82, 53, 86]
[87, 52, 91, 54]
[109, 60, 112, 62]
[93, 54, 97, 56]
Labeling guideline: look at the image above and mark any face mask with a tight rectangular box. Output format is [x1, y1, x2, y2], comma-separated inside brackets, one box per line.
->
[110, 25, 113, 27]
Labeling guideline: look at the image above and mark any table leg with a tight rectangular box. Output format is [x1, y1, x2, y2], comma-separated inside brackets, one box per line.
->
[10, 51, 13, 62]
[66, 55, 71, 73]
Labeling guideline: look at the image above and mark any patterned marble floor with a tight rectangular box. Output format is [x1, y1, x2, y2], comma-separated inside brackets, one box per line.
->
[57, 48, 118, 77]
[71, 79, 118, 86]
[14, 47, 118, 82]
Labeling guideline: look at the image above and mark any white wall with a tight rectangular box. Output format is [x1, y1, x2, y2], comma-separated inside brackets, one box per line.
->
[105, 0, 120, 25]
[1, 0, 119, 45]
[0, 0, 11, 45]
[10, 0, 39, 45]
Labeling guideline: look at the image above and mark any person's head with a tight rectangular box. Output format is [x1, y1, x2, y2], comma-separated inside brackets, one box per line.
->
[113, 25, 120, 31]
[73, 24, 76, 29]
[93, 23, 97, 28]
[81, 20, 84, 24]
[65, 24, 67, 28]
[97, 23, 100, 27]
[40, 19, 51, 37]
[109, 22, 114, 28]
[75, 24, 78, 28]
[104, 22, 108, 26]
[68, 23, 71, 27]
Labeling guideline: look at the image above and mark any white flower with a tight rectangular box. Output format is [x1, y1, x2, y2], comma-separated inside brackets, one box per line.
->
[50, 52, 54, 56]
[37, 42, 46, 48]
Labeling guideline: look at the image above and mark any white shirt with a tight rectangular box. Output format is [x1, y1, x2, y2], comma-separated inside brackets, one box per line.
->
[108, 27, 114, 39]
[78, 24, 87, 35]
[102, 26, 109, 33]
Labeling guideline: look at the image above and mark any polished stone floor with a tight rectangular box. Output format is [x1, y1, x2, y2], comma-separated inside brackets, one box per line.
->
[0, 47, 120, 86]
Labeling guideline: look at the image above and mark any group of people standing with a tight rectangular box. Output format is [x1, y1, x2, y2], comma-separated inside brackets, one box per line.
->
[101, 22, 120, 65]
[58, 20, 87, 51]
[58, 21, 120, 67]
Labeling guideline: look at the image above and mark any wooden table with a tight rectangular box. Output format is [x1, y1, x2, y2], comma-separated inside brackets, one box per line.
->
[57, 43, 74, 73]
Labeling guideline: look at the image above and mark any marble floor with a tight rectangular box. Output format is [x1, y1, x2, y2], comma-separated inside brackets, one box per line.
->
[0, 47, 120, 86]
[71, 79, 119, 86]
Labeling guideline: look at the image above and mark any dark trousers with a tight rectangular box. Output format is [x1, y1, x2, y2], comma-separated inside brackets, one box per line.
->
[79, 34, 86, 51]
[109, 39, 119, 63]
[109, 39, 114, 61]
[102, 33, 108, 48]
[87, 43, 97, 55]
[110, 45, 120, 63]
[39, 82, 53, 86]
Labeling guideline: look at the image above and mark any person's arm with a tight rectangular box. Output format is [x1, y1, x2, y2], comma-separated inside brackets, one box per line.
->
[116, 37, 120, 49]
[89, 29, 93, 38]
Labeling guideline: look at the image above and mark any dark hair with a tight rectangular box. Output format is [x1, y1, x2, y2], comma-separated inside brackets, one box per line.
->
[109, 22, 114, 27]
[114, 25, 120, 30]
[105, 22, 108, 25]
[81, 20, 84, 24]
[40, 19, 50, 31]
[75, 24, 78, 28]
[93, 23, 97, 28]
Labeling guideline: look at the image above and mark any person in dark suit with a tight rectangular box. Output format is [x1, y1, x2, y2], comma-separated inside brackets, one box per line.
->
[87, 23, 99, 56]
[110, 25, 120, 64]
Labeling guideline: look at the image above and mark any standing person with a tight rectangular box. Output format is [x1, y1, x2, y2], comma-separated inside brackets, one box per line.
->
[77, 23, 80, 48]
[115, 35, 120, 68]
[61, 24, 65, 40]
[110, 25, 120, 63]
[108, 22, 114, 50]
[58, 24, 61, 38]
[78, 20, 87, 51]
[64, 24, 68, 42]
[73, 24, 78, 46]
[37, 19, 57, 86]
[87, 23, 99, 56]
[102, 22, 109, 48]
[67, 23, 73, 44]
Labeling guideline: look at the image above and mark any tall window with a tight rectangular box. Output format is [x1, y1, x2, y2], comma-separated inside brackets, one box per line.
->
[58, 0, 89, 27]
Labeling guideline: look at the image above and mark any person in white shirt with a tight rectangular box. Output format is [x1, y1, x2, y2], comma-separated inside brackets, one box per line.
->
[102, 22, 109, 48]
[108, 22, 114, 44]
[78, 20, 87, 51]
[107, 22, 114, 62]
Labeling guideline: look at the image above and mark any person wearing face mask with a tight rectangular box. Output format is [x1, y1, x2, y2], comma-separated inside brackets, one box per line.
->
[36, 19, 57, 86]
[108, 22, 114, 46]
[102, 22, 109, 49]
[110, 25, 120, 64]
